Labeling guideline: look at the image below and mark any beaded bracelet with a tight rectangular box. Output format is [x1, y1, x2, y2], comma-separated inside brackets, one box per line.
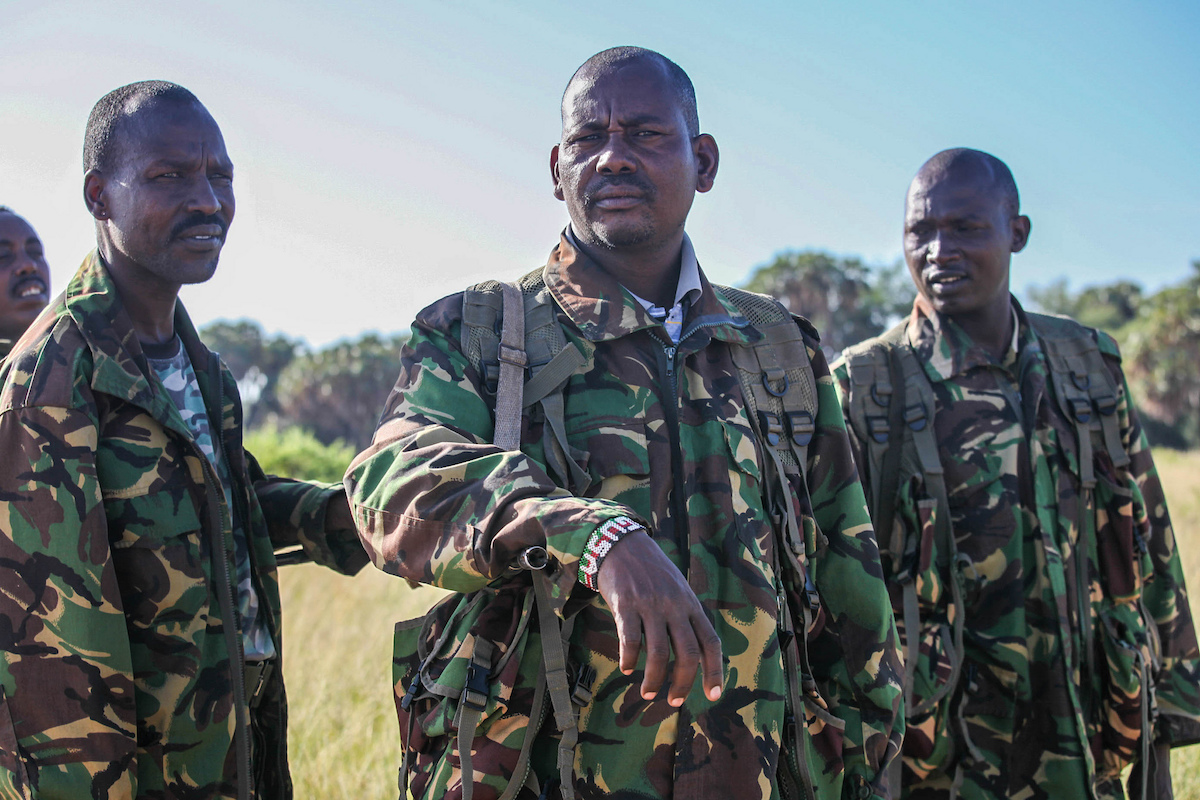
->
[577, 515, 646, 591]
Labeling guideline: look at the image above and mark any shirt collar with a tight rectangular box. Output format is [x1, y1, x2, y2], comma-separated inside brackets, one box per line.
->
[907, 293, 1025, 382]
[564, 226, 703, 312]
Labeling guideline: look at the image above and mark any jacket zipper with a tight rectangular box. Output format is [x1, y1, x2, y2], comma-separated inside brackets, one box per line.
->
[194, 362, 253, 800]
[656, 340, 689, 578]
[653, 318, 737, 580]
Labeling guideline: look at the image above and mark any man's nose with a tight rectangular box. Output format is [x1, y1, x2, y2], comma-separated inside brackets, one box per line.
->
[596, 134, 636, 174]
[187, 176, 225, 216]
[14, 252, 41, 276]
[927, 231, 954, 263]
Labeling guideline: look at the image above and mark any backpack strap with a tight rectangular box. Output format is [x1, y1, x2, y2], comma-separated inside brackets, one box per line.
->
[463, 272, 592, 494]
[714, 286, 832, 791]
[1027, 312, 1129, 488]
[842, 326, 966, 722]
[458, 273, 593, 800]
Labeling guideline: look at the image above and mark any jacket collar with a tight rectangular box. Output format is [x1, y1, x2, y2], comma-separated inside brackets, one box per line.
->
[907, 292, 1034, 383]
[542, 229, 757, 347]
[64, 251, 224, 438]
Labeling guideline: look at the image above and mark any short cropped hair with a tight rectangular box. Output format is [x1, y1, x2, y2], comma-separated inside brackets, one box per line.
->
[920, 148, 1020, 218]
[83, 81, 199, 174]
[564, 47, 700, 137]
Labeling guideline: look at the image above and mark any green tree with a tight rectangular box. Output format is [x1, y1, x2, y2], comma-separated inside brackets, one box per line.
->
[1026, 279, 1142, 334]
[1120, 262, 1200, 448]
[275, 333, 408, 450]
[741, 251, 914, 357]
[200, 320, 303, 429]
[244, 424, 356, 483]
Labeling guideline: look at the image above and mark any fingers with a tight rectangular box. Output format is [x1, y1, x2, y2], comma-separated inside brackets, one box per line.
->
[613, 594, 644, 677]
[695, 613, 725, 702]
[640, 616, 672, 701]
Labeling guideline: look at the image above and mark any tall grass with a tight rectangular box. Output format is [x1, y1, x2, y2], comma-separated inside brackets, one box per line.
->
[280, 451, 1200, 799]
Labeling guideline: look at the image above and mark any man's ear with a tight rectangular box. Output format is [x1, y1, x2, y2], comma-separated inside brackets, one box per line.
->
[550, 145, 564, 201]
[84, 170, 109, 220]
[693, 134, 719, 194]
[1011, 214, 1031, 254]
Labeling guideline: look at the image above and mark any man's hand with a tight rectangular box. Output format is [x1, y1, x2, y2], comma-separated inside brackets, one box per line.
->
[595, 530, 724, 707]
[324, 492, 355, 534]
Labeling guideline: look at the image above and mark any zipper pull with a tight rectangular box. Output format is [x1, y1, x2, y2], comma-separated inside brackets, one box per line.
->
[664, 346, 677, 377]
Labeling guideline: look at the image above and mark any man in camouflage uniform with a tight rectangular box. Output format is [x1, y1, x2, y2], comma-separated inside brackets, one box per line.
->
[832, 148, 1200, 799]
[0, 82, 367, 799]
[0, 206, 51, 360]
[347, 47, 903, 800]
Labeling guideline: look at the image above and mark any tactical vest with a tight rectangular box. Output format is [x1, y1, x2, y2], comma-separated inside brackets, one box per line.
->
[392, 269, 831, 800]
[841, 312, 1160, 786]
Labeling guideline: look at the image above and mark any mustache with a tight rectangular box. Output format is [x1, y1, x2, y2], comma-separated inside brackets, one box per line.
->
[583, 175, 656, 207]
[171, 213, 229, 240]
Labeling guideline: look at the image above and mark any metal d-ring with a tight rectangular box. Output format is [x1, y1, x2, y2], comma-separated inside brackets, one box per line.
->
[763, 373, 789, 397]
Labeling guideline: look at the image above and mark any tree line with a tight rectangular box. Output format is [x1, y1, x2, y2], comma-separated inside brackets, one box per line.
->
[202, 255, 1200, 480]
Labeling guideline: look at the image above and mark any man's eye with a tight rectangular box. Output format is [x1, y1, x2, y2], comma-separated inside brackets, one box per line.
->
[211, 173, 233, 185]
[634, 130, 662, 137]
[156, 172, 181, 180]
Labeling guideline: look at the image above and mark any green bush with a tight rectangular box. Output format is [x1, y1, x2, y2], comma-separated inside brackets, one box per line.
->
[244, 424, 357, 483]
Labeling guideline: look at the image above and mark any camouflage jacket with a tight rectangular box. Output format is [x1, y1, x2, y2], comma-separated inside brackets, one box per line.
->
[0, 252, 368, 800]
[832, 297, 1200, 799]
[348, 233, 904, 800]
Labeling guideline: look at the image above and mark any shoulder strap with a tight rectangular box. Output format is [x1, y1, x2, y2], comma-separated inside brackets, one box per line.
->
[842, 323, 965, 717]
[1027, 312, 1129, 487]
[717, 286, 819, 561]
[463, 271, 591, 494]
[459, 271, 593, 800]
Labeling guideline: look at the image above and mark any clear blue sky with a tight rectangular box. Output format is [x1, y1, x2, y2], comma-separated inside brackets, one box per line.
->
[2, 0, 1197, 346]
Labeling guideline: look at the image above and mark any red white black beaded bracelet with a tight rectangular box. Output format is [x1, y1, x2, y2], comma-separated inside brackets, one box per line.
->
[577, 516, 646, 591]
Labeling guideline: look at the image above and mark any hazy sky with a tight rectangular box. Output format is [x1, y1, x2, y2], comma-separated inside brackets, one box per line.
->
[2, 0, 1197, 346]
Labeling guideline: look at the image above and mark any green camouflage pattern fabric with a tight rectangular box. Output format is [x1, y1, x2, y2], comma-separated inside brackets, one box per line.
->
[347, 232, 904, 800]
[0, 252, 368, 800]
[832, 296, 1200, 799]
[147, 344, 276, 661]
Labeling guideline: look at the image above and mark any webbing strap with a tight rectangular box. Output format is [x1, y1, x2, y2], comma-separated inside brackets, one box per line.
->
[493, 283, 527, 452]
[902, 583, 920, 708]
[533, 571, 578, 800]
[874, 347, 907, 563]
[457, 639, 497, 800]
[539, 390, 592, 495]
[524, 343, 587, 409]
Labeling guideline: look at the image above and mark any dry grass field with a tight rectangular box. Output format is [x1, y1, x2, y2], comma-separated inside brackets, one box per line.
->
[280, 450, 1200, 799]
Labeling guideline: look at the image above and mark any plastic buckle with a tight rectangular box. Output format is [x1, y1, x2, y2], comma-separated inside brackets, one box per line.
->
[870, 383, 891, 408]
[758, 411, 784, 447]
[498, 344, 527, 368]
[400, 671, 423, 711]
[1069, 396, 1092, 423]
[786, 411, 814, 447]
[903, 402, 927, 432]
[461, 661, 490, 712]
[571, 664, 597, 707]
[1072, 371, 1091, 391]
[803, 571, 821, 611]
[1095, 394, 1117, 416]
[867, 416, 889, 444]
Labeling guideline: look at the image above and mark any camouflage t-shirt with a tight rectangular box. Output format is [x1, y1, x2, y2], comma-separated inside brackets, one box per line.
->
[145, 337, 277, 661]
